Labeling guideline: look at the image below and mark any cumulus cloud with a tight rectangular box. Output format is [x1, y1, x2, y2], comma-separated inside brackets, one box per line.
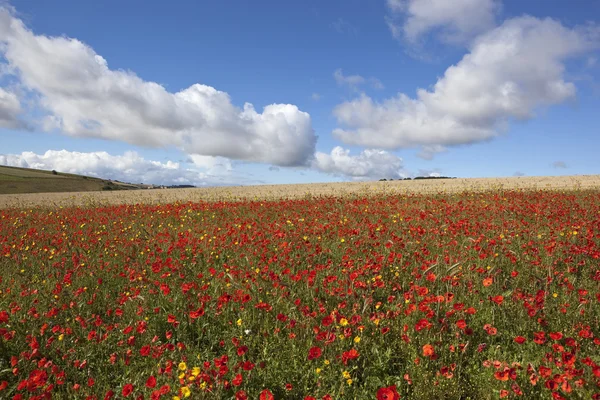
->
[0, 8, 316, 166]
[0, 87, 23, 128]
[386, 0, 500, 44]
[0, 150, 242, 186]
[333, 17, 600, 155]
[333, 69, 384, 91]
[552, 161, 567, 169]
[313, 146, 405, 180]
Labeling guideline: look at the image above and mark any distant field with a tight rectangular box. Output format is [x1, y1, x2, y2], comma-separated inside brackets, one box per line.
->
[0, 165, 140, 195]
[0, 174, 598, 209]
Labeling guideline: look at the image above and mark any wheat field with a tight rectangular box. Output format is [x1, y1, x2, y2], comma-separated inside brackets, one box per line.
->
[0, 175, 598, 209]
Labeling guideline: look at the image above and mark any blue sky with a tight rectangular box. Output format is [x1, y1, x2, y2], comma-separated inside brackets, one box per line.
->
[0, 0, 599, 186]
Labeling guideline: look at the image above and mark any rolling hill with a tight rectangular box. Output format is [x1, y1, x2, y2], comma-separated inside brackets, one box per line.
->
[0, 165, 146, 194]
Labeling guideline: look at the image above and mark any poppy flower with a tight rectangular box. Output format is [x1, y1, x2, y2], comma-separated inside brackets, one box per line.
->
[232, 373, 243, 386]
[146, 376, 156, 388]
[308, 346, 322, 360]
[122, 383, 134, 397]
[259, 389, 274, 400]
[377, 385, 400, 400]
[422, 344, 434, 357]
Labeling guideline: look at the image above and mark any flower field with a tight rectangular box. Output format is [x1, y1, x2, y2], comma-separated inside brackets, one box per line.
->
[1, 189, 599, 399]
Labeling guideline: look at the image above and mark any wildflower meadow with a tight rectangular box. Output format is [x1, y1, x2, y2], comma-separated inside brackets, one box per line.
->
[1, 189, 599, 399]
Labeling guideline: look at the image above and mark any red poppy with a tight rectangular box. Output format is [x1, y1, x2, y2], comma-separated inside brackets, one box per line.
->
[140, 345, 150, 357]
[0, 311, 8, 323]
[189, 308, 205, 319]
[308, 346, 322, 360]
[549, 332, 563, 340]
[342, 348, 359, 364]
[145, 376, 156, 388]
[235, 391, 248, 400]
[377, 385, 400, 400]
[122, 383, 134, 397]
[232, 373, 243, 387]
[259, 389, 274, 400]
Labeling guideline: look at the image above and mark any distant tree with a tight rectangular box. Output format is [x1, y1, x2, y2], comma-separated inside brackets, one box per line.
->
[51, 170, 58, 175]
[379, 178, 387, 181]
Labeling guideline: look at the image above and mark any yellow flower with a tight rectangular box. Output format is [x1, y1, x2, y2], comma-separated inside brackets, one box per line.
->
[324, 359, 330, 365]
[173, 397, 181, 400]
[316, 368, 322, 374]
[354, 336, 361, 344]
[342, 370, 351, 379]
[237, 318, 243, 326]
[347, 379, 353, 385]
[191, 367, 201, 377]
[178, 362, 187, 371]
[339, 318, 349, 326]
[180, 387, 191, 398]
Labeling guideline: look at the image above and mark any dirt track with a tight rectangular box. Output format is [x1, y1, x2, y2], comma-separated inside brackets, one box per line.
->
[0, 175, 599, 209]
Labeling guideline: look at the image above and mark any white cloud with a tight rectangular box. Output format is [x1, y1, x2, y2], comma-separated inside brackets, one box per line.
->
[333, 69, 384, 90]
[0, 8, 316, 167]
[334, 17, 600, 155]
[334, 68, 365, 87]
[386, 0, 500, 44]
[311, 93, 321, 101]
[314, 146, 405, 180]
[0, 87, 22, 128]
[0, 150, 243, 186]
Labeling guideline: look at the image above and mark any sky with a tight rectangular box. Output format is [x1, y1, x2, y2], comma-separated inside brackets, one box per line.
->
[0, 0, 599, 186]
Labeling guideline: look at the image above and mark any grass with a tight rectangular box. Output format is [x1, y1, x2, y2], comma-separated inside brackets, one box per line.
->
[0, 165, 141, 195]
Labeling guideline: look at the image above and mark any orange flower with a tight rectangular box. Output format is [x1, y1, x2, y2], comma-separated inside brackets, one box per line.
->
[422, 344, 434, 357]
[494, 369, 509, 381]
[483, 277, 493, 287]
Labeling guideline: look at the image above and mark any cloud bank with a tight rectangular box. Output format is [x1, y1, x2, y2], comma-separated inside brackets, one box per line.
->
[386, 0, 500, 44]
[0, 150, 241, 186]
[314, 146, 405, 180]
[0, 8, 316, 167]
[334, 16, 599, 156]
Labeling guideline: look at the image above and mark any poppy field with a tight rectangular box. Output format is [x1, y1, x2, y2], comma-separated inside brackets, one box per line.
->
[1, 189, 599, 399]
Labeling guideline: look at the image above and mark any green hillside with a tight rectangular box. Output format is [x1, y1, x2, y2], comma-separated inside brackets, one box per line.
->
[0, 165, 143, 194]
